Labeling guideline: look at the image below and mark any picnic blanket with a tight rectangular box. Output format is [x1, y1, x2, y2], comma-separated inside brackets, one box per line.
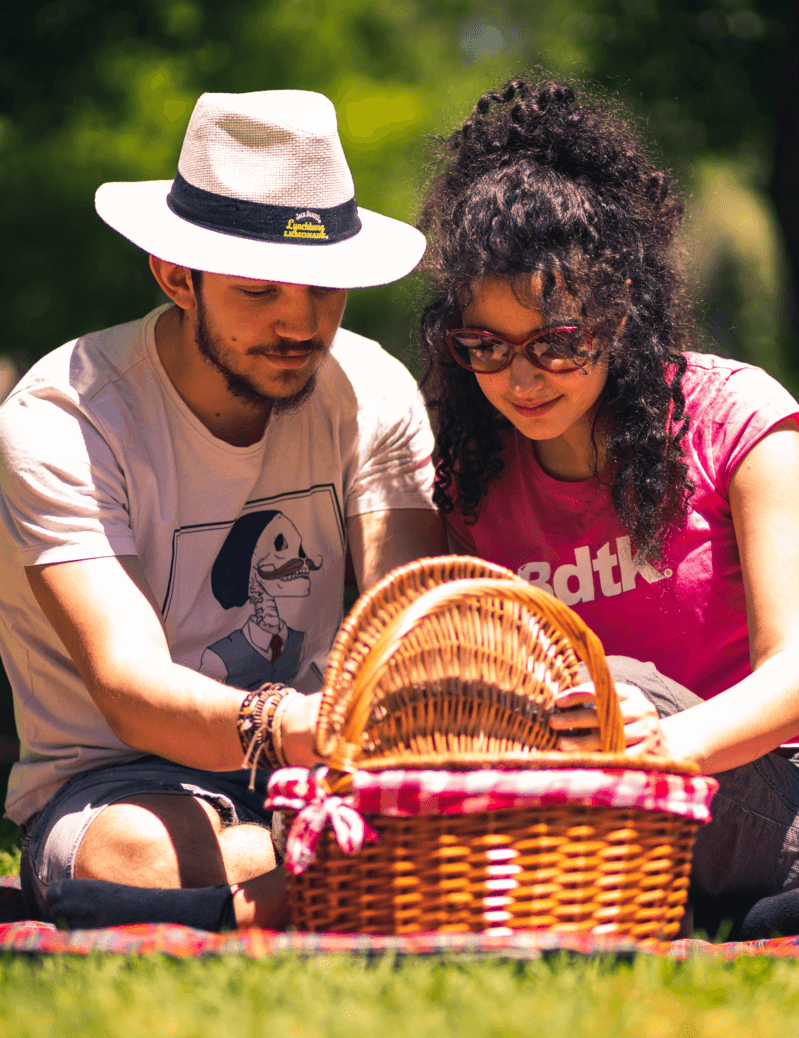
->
[3, 877, 799, 960]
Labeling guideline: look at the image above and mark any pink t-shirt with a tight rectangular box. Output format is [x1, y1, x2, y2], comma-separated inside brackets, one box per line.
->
[446, 354, 799, 701]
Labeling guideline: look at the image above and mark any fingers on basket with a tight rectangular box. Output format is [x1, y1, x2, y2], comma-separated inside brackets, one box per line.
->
[553, 684, 597, 709]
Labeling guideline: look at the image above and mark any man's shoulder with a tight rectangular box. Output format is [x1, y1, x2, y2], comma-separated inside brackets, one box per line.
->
[328, 327, 418, 394]
[330, 326, 391, 363]
[4, 306, 166, 410]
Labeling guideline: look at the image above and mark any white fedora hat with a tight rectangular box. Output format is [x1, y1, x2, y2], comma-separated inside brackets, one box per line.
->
[94, 90, 425, 289]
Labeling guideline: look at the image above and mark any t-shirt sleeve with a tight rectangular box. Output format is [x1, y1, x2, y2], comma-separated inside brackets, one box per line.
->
[0, 386, 136, 567]
[444, 512, 479, 555]
[342, 348, 436, 517]
[704, 363, 799, 493]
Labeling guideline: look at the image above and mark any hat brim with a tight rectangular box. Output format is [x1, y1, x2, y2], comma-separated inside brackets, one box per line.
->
[95, 181, 426, 289]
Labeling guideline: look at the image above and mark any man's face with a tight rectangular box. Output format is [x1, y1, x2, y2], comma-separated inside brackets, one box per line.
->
[193, 273, 347, 413]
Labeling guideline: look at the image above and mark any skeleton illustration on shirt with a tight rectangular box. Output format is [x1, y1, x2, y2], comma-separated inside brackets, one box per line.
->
[200, 509, 323, 689]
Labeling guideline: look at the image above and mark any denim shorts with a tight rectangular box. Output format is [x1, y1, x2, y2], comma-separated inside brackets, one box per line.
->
[20, 755, 273, 921]
[605, 656, 799, 899]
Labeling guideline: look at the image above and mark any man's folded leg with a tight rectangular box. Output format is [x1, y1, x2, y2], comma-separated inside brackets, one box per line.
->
[45, 878, 237, 931]
[21, 755, 283, 930]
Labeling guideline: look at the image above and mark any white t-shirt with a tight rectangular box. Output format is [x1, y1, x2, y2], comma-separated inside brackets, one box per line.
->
[0, 305, 435, 824]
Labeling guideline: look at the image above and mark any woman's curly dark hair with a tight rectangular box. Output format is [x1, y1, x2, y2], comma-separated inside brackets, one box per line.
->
[419, 78, 696, 562]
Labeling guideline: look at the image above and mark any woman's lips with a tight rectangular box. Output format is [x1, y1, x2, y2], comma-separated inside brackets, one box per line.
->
[510, 396, 560, 417]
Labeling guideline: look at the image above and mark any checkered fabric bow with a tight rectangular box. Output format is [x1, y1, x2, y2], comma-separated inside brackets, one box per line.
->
[266, 767, 378, 875]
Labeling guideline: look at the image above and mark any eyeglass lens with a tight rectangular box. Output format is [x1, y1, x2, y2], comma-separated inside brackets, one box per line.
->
[449, 327, 588, 373]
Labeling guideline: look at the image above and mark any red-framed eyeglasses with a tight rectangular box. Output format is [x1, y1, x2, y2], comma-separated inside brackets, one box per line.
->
[446, 325, 594, 375]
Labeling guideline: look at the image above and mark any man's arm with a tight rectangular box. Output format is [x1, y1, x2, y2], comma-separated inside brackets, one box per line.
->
[346, 508, 447, 593]
[24, 502, 443, 771]
[25, 555, 320, 769]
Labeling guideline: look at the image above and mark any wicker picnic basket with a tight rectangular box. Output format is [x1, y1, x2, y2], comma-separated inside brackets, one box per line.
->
[268, 556, 716, 943]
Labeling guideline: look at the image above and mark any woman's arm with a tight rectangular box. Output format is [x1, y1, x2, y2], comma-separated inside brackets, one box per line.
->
[658, 419, 799, 772]
[551, 420, 799, 772]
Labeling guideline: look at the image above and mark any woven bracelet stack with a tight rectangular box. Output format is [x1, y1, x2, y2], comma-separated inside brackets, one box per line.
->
[237, 683, 302, 776]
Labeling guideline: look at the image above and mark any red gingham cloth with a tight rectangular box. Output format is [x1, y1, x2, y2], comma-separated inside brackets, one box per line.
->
[266, 766, 718, 875]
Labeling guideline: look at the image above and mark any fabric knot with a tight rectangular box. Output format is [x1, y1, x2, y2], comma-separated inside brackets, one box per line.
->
[266, 767, 378, 874]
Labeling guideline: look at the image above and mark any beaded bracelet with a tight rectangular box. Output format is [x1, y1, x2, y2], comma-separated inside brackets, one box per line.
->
[237, 683, 299, 778]
[271, 689, 296, 768]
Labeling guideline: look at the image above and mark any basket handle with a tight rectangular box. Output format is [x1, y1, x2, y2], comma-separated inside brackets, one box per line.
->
[325, 577, 625, 773]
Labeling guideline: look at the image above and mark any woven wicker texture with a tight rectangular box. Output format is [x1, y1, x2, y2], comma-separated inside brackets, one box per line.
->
[289, 806, 697, 942]
[315, 555, 625, 774]
[291, 555, 702, 941]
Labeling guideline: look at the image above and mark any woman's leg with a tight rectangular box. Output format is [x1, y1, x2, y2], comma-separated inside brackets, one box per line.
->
[604, 657, 799, 901]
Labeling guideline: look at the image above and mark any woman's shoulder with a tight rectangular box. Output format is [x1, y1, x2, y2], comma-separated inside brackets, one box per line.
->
[682, 351, 760, 384]
[678, 354, 799, 488]
[679, 352, 798, 416]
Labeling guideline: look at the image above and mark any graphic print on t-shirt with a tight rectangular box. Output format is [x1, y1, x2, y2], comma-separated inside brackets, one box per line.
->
[517, 535, 671, 606]
[200, 509, 323, 689]
[160, 485, 346, 692]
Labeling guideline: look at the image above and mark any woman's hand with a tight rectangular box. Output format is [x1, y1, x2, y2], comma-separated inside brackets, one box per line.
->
[549, 682, 671, 757]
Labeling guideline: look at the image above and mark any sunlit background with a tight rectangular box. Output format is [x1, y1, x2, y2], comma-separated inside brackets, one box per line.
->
[2, 0, 797, 382]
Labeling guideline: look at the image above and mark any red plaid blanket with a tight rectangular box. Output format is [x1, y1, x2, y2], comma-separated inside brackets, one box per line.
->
[3, 877, 798, 959]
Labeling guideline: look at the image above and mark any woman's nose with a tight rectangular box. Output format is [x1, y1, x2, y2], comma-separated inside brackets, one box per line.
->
[508, 351, 545, 392]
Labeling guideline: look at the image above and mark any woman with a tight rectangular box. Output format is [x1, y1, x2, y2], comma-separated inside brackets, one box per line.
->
[419, 78, 799, 931]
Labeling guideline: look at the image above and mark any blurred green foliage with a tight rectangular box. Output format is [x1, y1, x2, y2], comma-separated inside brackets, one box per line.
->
[1, 0, 796, 383]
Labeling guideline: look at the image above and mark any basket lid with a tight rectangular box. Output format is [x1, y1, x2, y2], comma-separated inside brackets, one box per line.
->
[315, 556, 626, 773]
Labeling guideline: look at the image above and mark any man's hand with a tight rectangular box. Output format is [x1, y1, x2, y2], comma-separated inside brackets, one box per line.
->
[549, 682, 670, 757]
[280, 691, 323, 767]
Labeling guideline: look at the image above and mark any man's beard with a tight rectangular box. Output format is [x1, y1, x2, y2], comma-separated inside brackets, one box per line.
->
[194, 294, 323, 416]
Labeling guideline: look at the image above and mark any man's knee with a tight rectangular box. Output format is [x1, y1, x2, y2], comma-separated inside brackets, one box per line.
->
[74, 793, 277, 889]
[74, 793, 228, 888]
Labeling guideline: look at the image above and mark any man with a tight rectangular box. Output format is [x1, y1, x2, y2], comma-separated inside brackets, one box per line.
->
[0, 89, 445, 929]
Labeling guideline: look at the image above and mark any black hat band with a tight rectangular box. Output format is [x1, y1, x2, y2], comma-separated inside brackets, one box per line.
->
[166, 171, 362, 246]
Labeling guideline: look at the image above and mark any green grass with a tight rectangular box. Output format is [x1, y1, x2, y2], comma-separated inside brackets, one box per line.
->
[0, 816, 22, 876]
[2, 951, 799, 1038]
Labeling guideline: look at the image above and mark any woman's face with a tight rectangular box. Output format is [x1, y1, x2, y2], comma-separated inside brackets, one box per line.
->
[459, 276, 609, 479]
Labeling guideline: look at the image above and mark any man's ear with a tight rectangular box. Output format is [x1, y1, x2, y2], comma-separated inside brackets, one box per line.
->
[149, 256, 198, 312]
